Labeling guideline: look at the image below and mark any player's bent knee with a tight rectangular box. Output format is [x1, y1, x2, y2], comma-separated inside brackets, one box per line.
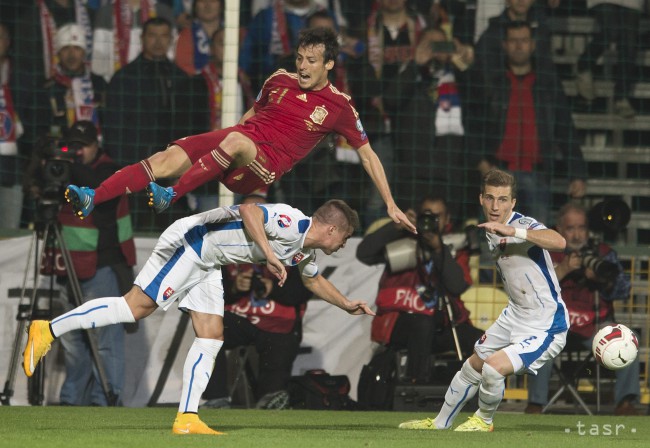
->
[220, 132, 255, 160]
[124, 286, 158, 320]
[149, 145, 191, 178]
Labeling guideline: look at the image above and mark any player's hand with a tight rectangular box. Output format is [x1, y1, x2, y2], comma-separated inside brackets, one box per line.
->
[389, 205, 417, 234]
[266, 256, 287, 287]
[478, 221, 514, 237]
[344, 300, 376, 316]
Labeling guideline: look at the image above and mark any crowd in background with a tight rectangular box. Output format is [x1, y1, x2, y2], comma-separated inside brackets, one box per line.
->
[0, 0, 647, 233]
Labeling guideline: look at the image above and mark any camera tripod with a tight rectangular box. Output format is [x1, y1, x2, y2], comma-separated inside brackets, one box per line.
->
[0, 202, 117, 406]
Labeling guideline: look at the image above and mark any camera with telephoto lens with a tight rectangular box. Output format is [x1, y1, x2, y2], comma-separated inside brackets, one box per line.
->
[416, 211, 441, 234]
[576, 245, 620, 284]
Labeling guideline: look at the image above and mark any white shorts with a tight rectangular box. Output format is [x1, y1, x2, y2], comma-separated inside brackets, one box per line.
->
[474, 308, 567, 375]
[134, 223, 224, 316]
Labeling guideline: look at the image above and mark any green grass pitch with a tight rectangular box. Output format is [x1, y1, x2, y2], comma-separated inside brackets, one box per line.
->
[0, 407, 647, 448]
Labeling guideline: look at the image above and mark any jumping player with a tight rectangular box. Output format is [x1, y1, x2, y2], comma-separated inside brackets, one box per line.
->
[399, 169, 569, 432]
[65, 27, 416, 233]
[23, 199, 374, 435]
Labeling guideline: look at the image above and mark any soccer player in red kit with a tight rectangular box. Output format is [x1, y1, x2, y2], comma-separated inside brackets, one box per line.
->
[66, 27, 416, 233]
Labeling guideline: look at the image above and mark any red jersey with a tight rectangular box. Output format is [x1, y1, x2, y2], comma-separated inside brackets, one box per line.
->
[241, 69, 369, 172]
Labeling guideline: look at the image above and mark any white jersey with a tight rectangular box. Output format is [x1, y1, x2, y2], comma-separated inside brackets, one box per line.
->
[135, 203, 318, 314]
[175, 203, 319, 277]
[485, 211, 568, 334]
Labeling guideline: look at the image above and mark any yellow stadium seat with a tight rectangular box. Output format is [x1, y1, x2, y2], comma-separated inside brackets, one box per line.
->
[461, 286, 509, 331]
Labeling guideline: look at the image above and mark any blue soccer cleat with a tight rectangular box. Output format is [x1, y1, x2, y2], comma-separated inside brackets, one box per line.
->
[146, 182, 175, 214]
[65, 185, 95, 218]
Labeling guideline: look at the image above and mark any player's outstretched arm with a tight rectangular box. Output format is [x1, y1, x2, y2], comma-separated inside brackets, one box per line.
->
[478, 222, 566, 251]
[357, 143, 416, 234]
[239, 203, 287, 285]
[302, 274, 375, 316]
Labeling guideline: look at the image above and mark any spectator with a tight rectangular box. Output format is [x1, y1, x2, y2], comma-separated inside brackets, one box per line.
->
[103, 17, 202, 165]
[239, 0, 327, 90]
[574, 0, 642, 118]
[12, 0, 93, 168]
[0, 22, 25, 229]
[473, 0, 555, 80]
[187, 28, 254, 213]
[91, 0, 176, 82]
[387, 27, 475, 221]
[357, 195, 482, 383]
[471, 21, 586, 225]
[201, 193, 312, 409]
[364, 0, 426, 223]
[25, 121, 136, 406]
[38, 23, 107, 139]
[175, 0, 223, 76]
[526, 203, 639, 415]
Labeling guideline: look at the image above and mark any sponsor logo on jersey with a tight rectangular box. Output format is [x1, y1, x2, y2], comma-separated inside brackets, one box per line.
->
[292, 253, 305, 264]
[518, 218, 533, 227]
[310, 105, 328, 125]
[277, 214, 292, 228]
[233, 173, 244, 181]
[297, 93, 307, 102]
[163, 287, 175, 300]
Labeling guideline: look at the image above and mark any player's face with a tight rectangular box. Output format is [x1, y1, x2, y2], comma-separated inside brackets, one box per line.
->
[295, 44, 334, 91]
[480, 185, 516, 224]
[557, 210, 589, 251]
[320, 226, 352, 255]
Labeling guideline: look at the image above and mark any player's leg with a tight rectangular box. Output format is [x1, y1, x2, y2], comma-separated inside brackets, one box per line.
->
[23, 286, 147, 377]
[170, 131, 258, 200]
[66, 145, 192, 217]
[173, 270, 226, 435]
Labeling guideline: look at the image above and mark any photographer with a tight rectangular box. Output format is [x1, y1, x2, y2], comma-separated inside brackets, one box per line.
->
[201, 194, 312, 409]
[526, 203, 639, 415]
[24, 121, 135, 405]
[357, 195, 482, 383]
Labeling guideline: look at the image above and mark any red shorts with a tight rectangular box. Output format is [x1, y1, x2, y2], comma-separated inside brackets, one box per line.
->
[172, 128, 282, 195]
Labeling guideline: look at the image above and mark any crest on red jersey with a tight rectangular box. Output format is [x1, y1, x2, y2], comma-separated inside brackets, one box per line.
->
[310, 105, 328, 125]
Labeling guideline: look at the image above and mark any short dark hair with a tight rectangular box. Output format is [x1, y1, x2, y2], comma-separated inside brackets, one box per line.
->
[142, 17, 172, 35]
[313, 199, 359, 234]
[481, 169, 517, 199]
[504, 20, 535, 40]
[296, 27, 339, 64]
[417, 195, 449, 214]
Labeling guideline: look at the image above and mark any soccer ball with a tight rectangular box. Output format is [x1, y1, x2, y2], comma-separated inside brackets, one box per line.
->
[592, 324, 638, 370]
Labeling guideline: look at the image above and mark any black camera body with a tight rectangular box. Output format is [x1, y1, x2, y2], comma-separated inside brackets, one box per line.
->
[41, 141, 77, 203]
[576, 243, 620, 283]
[250, 272, 267, 299]
[416, 211, 441, 234]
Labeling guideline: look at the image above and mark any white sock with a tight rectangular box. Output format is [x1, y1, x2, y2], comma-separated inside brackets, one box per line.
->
[476, 363, 505, 424]
[434, 360, 482, 429]
[178, 338, 223, 414]
[50, 296, 135, 337]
